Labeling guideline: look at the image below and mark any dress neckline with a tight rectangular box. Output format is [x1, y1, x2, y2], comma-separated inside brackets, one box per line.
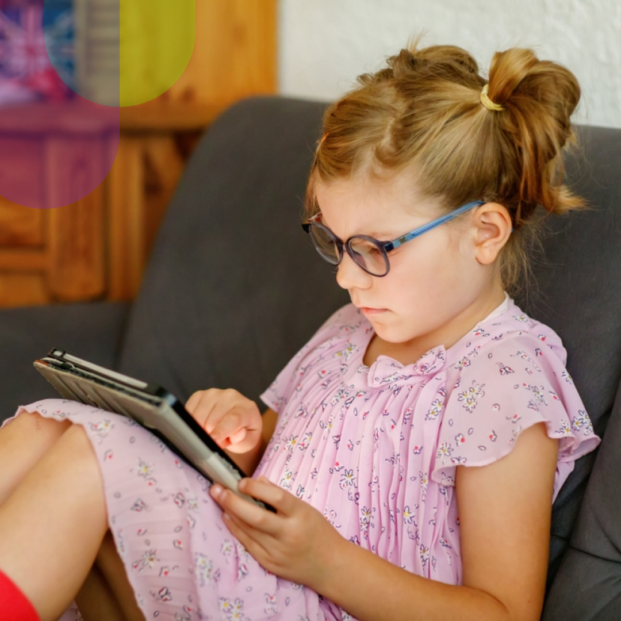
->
[353, 291, 512, 381]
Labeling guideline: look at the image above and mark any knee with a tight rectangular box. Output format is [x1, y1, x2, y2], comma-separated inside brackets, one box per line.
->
[20, 409, 70, 427]
[28, 410, 72, 432]
[5, 410, 72, 445]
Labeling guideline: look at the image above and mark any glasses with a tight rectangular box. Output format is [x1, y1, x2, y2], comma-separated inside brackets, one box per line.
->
[301, 200, 487, 277]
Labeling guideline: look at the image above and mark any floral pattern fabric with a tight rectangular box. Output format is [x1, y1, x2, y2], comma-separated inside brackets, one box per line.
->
[4, 399, 323, 621]
[6, 291, 600, 620]
[253, 291, 600, 594]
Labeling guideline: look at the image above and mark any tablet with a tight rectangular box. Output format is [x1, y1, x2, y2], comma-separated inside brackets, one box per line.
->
[33, 348, 274, 512]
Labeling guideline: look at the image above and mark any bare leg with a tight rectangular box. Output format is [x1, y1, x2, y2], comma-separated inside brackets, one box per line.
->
[1, 412, 146, 620]
[88, 531, 146, 621]
[74, 563, 126, 621]
[75, 531, 146, 621]
[0, 424, 108, 621]
[0, 412, 132, 619]
[0, 411, 71, 505]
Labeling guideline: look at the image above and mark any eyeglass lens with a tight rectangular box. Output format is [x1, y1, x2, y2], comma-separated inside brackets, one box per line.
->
[308, 224, 389, 276]
[308, 224, 340, 264]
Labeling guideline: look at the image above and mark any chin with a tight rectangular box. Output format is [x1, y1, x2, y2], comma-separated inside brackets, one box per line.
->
[370, 321, 408, 344]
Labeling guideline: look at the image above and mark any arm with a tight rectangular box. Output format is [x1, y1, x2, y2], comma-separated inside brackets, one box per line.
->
[223, 407, 278, 475]
[211, 421, 558, 621]
[316, 422, 557, 620]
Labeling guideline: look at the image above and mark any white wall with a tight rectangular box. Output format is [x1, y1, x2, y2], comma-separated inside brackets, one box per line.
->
[278, 0, 621, 128]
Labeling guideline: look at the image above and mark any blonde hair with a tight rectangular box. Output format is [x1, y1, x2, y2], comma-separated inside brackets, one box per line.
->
[305, 39, 592, 299]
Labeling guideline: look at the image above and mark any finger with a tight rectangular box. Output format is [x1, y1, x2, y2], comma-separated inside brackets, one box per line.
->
[187, 391, 259, 449]
[239, 478, 297, 516]
[210, 484, 281, 535]
[185, 390, 220, 427]
[220, 511, 271, 565]
[198, 399, 233, 437]
[209, 408, 245, 443]
[211, 407, 261, 451]
[185, 390, 205, 413]
[203, 398, 253, 436]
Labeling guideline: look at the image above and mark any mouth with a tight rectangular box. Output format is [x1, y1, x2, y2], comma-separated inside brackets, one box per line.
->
[359, 307, 387, 316]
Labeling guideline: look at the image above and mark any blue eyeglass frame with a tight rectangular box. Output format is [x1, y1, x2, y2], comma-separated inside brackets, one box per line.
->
[301, 200, 510, 277]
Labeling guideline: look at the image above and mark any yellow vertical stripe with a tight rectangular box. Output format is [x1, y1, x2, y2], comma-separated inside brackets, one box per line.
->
[119, 0, 195, 106]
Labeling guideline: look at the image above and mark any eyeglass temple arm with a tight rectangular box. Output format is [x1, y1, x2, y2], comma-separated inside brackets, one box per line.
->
[385, 200, 487, 251]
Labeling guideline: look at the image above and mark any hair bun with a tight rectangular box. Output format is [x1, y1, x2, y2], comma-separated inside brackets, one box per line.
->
[486, 48, 580, 123]
[484, 49, 582, 217]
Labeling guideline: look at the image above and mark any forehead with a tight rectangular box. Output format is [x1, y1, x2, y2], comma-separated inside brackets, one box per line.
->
[313, 169, 438, 238]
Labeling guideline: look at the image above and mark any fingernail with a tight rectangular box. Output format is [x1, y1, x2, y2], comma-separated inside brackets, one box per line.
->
[211, 484, 222, 498]
[223, 512, 231, 521]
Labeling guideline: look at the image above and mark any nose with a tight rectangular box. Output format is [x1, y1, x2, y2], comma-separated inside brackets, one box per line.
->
[335, 251, 373, 291]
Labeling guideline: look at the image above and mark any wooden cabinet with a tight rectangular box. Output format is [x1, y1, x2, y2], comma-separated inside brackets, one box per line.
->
[0, 102, 116, 305]
[0, 0, 277, 307]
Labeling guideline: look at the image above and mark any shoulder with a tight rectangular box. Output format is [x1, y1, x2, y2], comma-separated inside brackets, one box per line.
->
[259, 303, 364, 412]
[295, 302, 366, 360]
[432, 301, 600, 492]
[451, 330, 562, 389]
[289, 302, 364, 358]
[447, 297, 568, 387]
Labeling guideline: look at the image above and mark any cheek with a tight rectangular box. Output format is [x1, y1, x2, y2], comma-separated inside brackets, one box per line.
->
[386, 240, 466, 304]
[388, 242, 446, 287]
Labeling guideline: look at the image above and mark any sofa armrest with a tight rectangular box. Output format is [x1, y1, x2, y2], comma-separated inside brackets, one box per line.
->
[0, 301, 131, 424]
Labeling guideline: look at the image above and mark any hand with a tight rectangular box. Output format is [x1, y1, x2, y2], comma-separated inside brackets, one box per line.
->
[185, 388, 262, 454]
[209, 475, 347, 591]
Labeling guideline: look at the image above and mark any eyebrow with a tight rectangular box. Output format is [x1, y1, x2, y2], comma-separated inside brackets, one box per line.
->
[319, 213, 396, 240]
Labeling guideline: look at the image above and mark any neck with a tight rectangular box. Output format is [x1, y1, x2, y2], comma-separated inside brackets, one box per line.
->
[363, 283, 507, 368]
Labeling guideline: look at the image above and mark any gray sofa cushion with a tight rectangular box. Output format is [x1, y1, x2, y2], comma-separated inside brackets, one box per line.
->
[0, 301, 131, 423]
[117, 96, 349, 406]
[512, 124, 621, 590]
[542, 377, 621, 620]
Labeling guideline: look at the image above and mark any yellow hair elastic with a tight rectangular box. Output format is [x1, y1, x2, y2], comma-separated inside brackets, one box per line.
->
[480, 84, 505, 112]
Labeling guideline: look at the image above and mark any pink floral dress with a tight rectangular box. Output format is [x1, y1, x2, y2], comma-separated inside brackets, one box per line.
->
[6, 292, 600, 621]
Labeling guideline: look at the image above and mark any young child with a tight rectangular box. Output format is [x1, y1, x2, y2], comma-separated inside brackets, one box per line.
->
[0, 41, 601, 621]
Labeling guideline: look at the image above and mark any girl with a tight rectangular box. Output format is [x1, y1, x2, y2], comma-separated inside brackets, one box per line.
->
[0, 41, 601, 621]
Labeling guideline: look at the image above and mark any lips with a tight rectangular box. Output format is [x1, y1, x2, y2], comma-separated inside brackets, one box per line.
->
[360, 307, 387, 315]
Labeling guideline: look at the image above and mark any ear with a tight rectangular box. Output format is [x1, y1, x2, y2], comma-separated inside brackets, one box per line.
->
[472, 202, 512, 265]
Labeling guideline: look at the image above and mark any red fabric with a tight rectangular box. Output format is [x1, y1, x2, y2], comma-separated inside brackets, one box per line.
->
[0, 569, 40, 621]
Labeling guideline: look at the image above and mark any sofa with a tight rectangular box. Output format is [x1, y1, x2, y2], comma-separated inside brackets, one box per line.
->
[0, 95, 619, 619]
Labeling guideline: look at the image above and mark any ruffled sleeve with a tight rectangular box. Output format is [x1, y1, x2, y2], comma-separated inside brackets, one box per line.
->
[431, 330, 601, 502]
[259, 303, 358, 414]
